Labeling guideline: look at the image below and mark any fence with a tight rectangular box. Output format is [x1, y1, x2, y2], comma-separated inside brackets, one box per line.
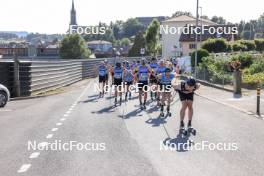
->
[0, 57, 146, 97]
[0, 58, 113, 97]
[195, 67, 234, 90]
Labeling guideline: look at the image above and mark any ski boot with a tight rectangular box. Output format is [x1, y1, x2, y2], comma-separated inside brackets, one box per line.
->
[143, 102, 146, 110]
[140, 102, 144, 110]
[187, 121, 196, 136]
[179, 121, 187, 137]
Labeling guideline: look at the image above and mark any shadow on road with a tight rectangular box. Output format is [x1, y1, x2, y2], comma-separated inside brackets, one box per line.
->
[91, 105, 116, 114]
[122, 108, 143, 119]
[163, 134, 193, 152]
[145, 116, 167, 127]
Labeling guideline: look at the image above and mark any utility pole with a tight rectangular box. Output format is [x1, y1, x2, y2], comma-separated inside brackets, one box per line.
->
[194, 0, 199, 78]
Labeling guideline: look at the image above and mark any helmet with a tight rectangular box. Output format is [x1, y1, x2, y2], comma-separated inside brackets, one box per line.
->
[116, 62, 121, 67]
[186, 78, 196, 87]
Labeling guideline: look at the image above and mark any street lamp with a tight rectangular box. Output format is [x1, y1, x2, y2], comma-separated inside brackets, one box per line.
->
[199, 6, 203, 43]
[194, 0, 199, 78]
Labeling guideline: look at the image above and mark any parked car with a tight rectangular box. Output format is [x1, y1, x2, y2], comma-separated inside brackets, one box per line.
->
[0, 84, 10, 108]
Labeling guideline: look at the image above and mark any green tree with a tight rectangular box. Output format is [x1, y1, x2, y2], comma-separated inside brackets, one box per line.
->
[202, 38, 228, 53]
[120, 38, 131, 46]
[59, 34, 91, 59]
[128, 32, 146, 57]
[123, 18, 145, 38]
[191, 49, 209, 67]
[211, 16, 227, 24]
[145, 19, 160, 56]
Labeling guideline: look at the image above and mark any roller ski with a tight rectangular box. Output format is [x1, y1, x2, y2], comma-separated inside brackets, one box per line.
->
[140, 103, 144, 110]
[119, 97, 122, 106]
[125, 93, 128, 101]
[114, 97, 118, 107]
[187, 121, 196, 136]
[99, 92, 104, 98]
[166, 106, 171, 117]
[179, 121, 187, 137]
[159, 104, 165, 117]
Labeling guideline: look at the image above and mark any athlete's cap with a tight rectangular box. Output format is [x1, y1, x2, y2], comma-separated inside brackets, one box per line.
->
[186, 78, 196, 87]
[116, 62, 121, 67]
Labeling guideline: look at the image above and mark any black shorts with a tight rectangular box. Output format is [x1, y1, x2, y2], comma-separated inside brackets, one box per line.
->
[178, 92, 194, 101]
[114, 78, 122, 86]
[138, 81, 148, 92]
[149, 75, 157, 84]
[99, 75, 106, 83]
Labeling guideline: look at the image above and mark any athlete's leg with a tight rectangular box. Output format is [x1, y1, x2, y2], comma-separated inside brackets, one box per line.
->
[180, 101, 188, 125]
[187, 100, 193, 127]
[166, 92, 171, 113]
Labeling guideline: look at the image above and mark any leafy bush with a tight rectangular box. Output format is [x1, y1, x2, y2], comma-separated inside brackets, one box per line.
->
[243, 72, 264, 85]
[247, 59, 264, 74]
[239, 40, 256, 51]
[254, 39, 264, 52]
[202, 38, 228, 53]
[191, 49, 209, 67]
[232, 42, 247, 52]
[231, 53, 254, 69]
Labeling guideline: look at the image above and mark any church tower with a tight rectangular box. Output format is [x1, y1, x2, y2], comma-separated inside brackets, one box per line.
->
[70, 0, 77, 26]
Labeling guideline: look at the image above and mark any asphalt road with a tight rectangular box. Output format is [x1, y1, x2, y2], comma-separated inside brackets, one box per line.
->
[0, 79, 264, 176]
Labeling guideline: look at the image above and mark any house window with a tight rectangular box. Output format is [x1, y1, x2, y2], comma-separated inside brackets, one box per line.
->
[189, 43, 196, 49]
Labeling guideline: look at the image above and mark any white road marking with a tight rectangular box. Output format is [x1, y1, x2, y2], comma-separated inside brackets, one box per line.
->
[46, 134, 53, 139]
[0, 109, 12, 112]
[51, 128, 58, 132]
[17, 164, 31, 173]
[63, 114, 69, 117]
[17, 80, 94, 174]
[65, 111, 71, 114]
[29, 152, 40, 159]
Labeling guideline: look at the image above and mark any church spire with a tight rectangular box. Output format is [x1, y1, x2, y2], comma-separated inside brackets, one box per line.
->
[70, 0, 77, 25]
[71, 0, 75, 11]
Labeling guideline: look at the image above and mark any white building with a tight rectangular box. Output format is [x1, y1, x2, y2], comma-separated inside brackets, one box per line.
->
[161, 15, 216, 58]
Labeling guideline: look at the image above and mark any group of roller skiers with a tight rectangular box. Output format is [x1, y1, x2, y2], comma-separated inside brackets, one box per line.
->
[96, 57, 200, 136]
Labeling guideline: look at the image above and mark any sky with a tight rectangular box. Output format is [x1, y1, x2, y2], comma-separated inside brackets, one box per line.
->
[0, 0, 263, 34]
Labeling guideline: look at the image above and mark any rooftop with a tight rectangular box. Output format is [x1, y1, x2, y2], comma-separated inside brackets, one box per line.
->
[162, 15, 217, 25]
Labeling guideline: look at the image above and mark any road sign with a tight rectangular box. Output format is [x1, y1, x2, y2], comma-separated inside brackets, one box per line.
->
[140, 48, 145, 55]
